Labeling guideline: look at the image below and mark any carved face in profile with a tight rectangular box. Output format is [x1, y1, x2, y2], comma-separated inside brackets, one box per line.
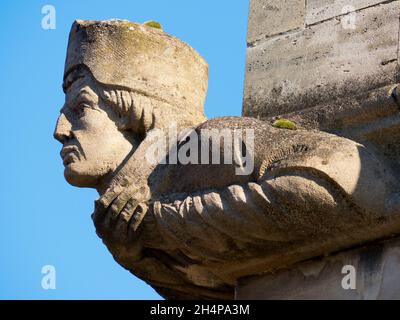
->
[54, 71, 137, 189]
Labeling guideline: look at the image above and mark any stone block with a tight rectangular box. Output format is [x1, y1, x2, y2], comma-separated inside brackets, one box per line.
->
[306, 0, 391, 25]
[243, 0, 400, 121]
[236, 237, 400, 299]
[247, 0, 305, 45]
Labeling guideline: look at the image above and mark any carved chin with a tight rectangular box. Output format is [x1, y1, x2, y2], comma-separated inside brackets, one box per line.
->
[64, 164, 98, 188]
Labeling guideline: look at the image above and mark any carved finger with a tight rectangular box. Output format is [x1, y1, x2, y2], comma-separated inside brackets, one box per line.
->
[112, 201, 138, 242]
[94, 196, 119, 238]
[129, 203, 148, 232]
[109, 187, 139, 220]
[98, 184, 124, 209]
[120, 198, 139, 222]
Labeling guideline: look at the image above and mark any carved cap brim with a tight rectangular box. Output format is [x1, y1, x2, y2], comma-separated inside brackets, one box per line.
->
[64, 19, 208, 116]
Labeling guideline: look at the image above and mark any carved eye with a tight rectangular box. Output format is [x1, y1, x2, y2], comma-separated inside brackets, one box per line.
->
[74, 104, 86, 118]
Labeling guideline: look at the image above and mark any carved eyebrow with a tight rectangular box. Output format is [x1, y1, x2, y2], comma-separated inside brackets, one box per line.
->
[65, 89, 97, 110]
[77, 91, 95, 104]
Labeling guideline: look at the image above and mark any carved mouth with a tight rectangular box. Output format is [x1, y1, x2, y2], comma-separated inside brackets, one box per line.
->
[61, 146, 80, 165]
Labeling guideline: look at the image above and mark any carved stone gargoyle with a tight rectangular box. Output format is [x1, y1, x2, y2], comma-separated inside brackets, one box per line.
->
[54, 19, 400, 299]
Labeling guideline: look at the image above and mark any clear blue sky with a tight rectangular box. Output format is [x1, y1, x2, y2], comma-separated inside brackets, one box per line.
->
[0, 1, 248, 299]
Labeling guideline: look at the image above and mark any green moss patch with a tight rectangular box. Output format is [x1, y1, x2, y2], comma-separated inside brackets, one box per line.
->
[272, 119, 297, 130]
[143, 21, 162, 30]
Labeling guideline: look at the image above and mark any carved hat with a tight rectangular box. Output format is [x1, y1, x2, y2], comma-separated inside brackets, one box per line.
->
[64, 19, 208, 116]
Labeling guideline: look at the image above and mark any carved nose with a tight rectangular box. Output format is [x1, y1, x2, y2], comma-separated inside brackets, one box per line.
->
[54, 112, 72, 143]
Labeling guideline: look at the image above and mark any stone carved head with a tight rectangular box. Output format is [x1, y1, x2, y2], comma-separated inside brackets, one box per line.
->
[54, 19, 208, 190]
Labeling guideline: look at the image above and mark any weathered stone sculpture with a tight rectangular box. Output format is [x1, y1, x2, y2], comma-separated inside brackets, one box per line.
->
[54, 19, 400, 299]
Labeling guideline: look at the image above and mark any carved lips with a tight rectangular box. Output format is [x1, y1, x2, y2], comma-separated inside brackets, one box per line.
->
[61, 146, 80, 166]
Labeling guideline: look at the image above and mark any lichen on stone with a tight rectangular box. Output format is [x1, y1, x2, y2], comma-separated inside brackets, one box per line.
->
[272, 118, 297, 130]
[143, 21, 162, 30]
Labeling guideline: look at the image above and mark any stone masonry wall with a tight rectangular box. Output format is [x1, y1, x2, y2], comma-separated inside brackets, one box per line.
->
[236, 236, 400, 299]
[243, 0, 400, 132]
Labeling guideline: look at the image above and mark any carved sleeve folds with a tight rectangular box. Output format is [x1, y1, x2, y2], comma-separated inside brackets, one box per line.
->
[145, 172, 351, 261]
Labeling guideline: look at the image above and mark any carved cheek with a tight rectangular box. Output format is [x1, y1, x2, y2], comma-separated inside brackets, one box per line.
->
[76, 110, 123, 158]
[80, 108, 111, 132]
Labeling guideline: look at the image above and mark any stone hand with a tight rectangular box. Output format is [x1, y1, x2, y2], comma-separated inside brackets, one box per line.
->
[92, 183, 150, 245]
